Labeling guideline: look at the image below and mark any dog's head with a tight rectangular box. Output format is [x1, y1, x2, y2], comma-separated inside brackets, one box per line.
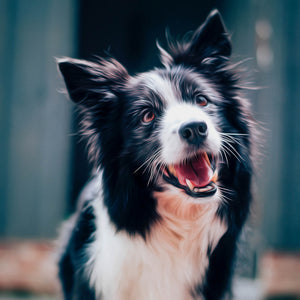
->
[58, 10, 252, 236]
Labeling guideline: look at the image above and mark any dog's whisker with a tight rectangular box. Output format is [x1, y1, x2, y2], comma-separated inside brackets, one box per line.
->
[222, 140, 244, 162]
[221, 144, 241, 163]
[218, 186, 235, 195]
[221, 137, 245, 163]
[219, 148, 229, 167]
[220, 194, 232, 204]
[220, 132, 249, 136]
[220, 134, 248, 150]
[142, 150, 164, 186]
[134, 149, 162, 174]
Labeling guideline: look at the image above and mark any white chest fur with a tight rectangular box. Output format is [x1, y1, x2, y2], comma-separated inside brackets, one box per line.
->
[85, 189, 227, 300]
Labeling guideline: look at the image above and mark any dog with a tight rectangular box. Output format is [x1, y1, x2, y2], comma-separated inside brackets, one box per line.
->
[57, 9, 254, 300]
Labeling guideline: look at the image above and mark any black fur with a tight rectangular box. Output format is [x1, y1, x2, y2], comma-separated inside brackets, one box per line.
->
[58, 198, 97, 299]
[57, 10, 254, 300]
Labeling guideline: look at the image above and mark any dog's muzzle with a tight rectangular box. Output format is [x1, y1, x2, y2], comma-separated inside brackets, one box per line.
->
[162, 152, 218, 198]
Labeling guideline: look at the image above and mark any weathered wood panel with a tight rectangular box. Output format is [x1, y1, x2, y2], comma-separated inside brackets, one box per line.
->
[0, 0, 77, 238]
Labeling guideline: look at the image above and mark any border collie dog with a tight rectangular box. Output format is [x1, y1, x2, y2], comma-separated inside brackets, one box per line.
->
[57, 10, 254, 300]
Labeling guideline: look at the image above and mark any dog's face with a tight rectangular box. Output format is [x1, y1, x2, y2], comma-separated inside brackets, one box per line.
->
[58, 10, 252, 234]
[122, 68, 223, 202]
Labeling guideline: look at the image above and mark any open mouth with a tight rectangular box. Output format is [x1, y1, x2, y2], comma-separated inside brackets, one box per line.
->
[162, 153, 218, 198]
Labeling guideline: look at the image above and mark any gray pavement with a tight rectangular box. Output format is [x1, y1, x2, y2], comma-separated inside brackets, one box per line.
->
[0, 278, 263, 300]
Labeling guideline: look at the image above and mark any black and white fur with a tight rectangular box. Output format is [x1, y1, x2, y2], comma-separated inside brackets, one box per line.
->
[57, 10, 254, 300]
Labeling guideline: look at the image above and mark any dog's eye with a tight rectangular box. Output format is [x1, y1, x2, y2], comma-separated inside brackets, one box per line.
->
[142, 111, 155, 123]
[194, 93, 209, 107]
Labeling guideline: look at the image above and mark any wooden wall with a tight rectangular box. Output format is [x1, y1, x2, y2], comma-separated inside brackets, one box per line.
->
[0, 0, 77, 238]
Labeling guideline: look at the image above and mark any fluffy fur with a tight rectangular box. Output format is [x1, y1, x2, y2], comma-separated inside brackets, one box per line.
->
[57, 10, 254, 300]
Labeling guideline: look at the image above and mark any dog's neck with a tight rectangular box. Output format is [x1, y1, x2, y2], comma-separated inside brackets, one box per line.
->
[152, 189, 226, 254]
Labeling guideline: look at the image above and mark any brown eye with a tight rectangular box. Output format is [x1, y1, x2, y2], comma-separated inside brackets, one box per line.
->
[142, 111, 155, 123]
[195, 93, 209, 107]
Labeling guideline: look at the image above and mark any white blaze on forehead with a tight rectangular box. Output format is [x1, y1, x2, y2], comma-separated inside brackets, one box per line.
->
[137, 71, 179, 105]
[135, 68, 222, 108]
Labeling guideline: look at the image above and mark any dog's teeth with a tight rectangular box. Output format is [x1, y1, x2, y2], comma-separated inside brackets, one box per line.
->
[201, 187, 210, 192]
[203, 185, 213, 192]
[211, 172, 218, 182]
[168, 165, 177, 176]
[203, 152, 211, 166]
[193, 184, 214, 193]
[163, 168, 169, 176]
[185, 179, 194, 190]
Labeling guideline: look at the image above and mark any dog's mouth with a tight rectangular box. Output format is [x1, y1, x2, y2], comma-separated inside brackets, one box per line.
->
[162, 153, 218, 198]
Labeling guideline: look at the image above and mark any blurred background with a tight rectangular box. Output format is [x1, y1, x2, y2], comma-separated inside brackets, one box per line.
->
[0, 0, 299, 299]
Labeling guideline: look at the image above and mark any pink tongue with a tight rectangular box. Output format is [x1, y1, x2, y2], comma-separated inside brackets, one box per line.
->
[174, 155, 213, 188]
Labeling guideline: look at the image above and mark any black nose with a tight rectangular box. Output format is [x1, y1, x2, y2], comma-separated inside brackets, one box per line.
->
[179, 121, 208, 145]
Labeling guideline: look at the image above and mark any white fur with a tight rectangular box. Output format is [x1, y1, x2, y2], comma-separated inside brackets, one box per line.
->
[83, 173, 227, 300]
[160, 102, 222, 164]
[135, 71, 179, 106]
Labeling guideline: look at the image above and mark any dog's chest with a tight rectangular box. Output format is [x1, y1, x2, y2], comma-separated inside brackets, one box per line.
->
[92, 234, 201, 300]
[86, 199, 226, 300]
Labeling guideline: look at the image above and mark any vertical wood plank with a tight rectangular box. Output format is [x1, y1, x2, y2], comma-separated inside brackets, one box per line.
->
[1, 0, 77, 238]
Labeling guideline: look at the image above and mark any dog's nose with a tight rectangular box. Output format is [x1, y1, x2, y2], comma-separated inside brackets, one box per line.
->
[179, 121, 208, 145]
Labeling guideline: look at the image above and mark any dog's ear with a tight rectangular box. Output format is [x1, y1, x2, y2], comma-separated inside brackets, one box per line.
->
[159, 10, 231, 68]
[57, 57, 129, 167]
[57, 57, 129, 106]
[187, 9, 231, 59]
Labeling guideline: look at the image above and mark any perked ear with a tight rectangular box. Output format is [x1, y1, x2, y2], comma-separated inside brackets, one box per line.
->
[57, 57, 129, 105]
[159, 9, 232, 67]
[188, 9, 231, 58]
